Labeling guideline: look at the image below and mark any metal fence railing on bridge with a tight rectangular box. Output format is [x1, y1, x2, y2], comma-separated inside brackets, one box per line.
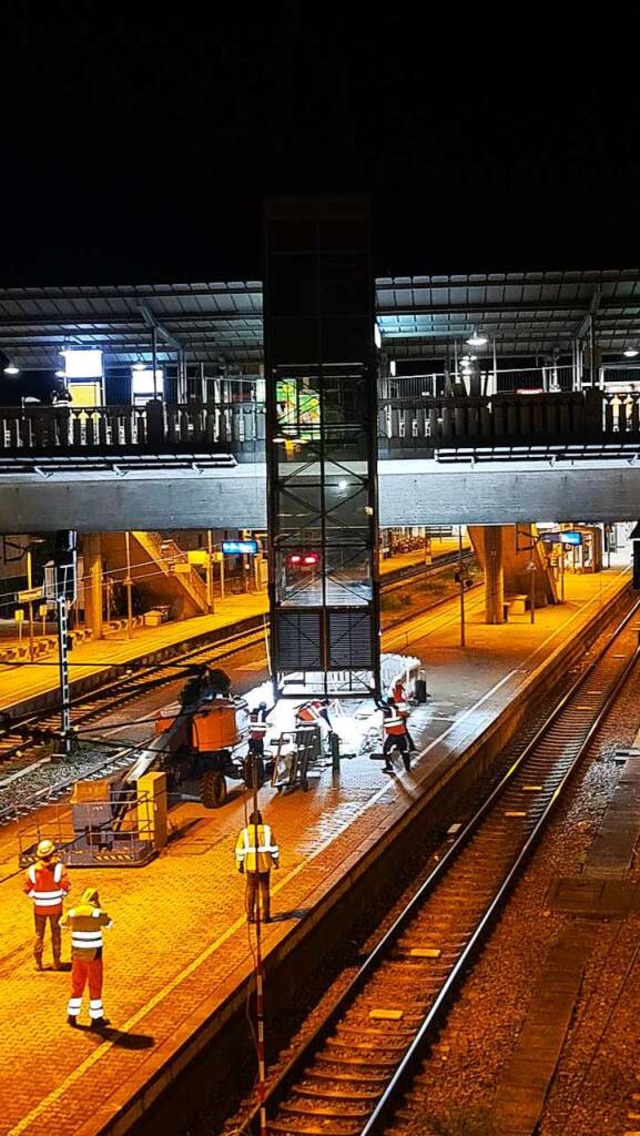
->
[378, 390, 640, 453]
[2, 391, 640, 459]
[0, 401, 266, 457]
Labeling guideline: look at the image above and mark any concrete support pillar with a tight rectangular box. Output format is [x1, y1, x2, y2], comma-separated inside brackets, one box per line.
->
[484, 525, 504, 624]
[83, 534, 103, 639]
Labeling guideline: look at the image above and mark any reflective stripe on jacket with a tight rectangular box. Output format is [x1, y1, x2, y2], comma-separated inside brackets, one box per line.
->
[24, 860, 70, 915]
[296, 700, 323, 723]
[249, 716, 268, 738]
[59, 903, 113, 958]
[383, 710, 406, 736]
[235, 823, 279, 873]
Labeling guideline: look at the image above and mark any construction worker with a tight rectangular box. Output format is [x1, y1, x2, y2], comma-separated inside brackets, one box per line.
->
[59, 886, 113, 1030]
[23, 838, 70, 971]
[376, 696, 411, 774]
[180, 664, 213, 711]
[390, 677, 417, 752]
[296, 698, 332, 730]
[235, 810, 279, 924]
[248, 701, 271, 758]
[391, 676, 406, 706]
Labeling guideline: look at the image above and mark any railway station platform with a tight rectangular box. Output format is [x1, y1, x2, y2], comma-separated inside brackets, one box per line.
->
[0, 562, 632, 1136]
[0, 539, 458, 717]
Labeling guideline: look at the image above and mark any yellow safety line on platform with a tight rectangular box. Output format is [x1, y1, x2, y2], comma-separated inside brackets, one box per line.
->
[7, 572, 630, 1136]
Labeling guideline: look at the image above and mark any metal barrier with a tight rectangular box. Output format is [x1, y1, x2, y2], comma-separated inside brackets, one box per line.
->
[378, 390, 640, 452]
[2, 390, 640, 458]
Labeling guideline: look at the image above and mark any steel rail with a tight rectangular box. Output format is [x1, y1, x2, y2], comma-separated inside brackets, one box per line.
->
[0, 549, 461, 765]
[241, 596, 640, 1136]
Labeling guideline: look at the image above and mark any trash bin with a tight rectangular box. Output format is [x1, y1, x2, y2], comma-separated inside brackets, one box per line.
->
[415, 676, 427, 703]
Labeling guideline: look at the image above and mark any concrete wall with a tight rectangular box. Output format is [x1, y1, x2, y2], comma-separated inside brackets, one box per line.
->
[2, 458, 640, 533]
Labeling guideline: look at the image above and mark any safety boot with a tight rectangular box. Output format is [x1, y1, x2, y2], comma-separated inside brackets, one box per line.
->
[67, 1015, 78, 1028]
[90, 1017, 108, 1031]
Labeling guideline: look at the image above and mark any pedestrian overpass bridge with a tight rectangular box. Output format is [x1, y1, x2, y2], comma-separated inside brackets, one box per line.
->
[2, 390, 640, 532]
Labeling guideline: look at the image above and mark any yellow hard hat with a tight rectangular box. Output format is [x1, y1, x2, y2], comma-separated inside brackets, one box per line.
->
[82, 887, 100, 906]
[37, 839, 55, 859]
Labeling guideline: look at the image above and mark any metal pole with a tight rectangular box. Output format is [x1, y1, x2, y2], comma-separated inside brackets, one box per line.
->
[152, 327, 158, 399]
[219, 552, 225, 600]
[124, 531, 134, 639]
[57, 597, 72, 755]
[561, 543, 565, 601]
[249, 776, 268, 1136]
[458, 525, 466, 648]
[206, 530, 214, 613]
[27, 548, 34, 663]
[530, 564, 536, 624]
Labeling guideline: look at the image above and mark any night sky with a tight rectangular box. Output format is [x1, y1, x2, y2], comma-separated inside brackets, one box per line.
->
[3, 5, 638, 285]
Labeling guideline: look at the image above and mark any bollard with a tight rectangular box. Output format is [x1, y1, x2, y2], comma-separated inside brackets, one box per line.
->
[415, 672, 428, 703]
[330, 731, 341, 776]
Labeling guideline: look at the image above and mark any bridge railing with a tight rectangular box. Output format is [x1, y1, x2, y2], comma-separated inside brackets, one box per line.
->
[0, 401, 267, 456]
[1, 391, 639, 458]
[378, 390, 640, 451]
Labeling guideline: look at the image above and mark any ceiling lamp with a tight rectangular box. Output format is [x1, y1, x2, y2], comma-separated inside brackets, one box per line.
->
[55, 369, 66, 378]
[132, 360, 146, 371]
[3, 361, 20, 375]
[624, 347, 639, 358]
[466, 331, 487, 347]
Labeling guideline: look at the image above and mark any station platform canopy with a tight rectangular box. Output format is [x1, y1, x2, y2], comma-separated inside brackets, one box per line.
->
[0, 269, 639, 373]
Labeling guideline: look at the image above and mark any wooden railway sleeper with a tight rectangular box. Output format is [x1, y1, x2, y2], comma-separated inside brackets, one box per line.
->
[303, 1069, 389, 1084]
[269, 1120, 361, 1136]
[334, 1024, 416, 1037]
[281, 1099, 370, 1118]
[325, 1037, 408, 1052]
[293, 1083, 382, 1101]
[315, 1052, 398, 1068]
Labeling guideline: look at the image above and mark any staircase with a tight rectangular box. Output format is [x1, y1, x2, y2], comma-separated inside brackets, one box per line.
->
[101, 532, 209, 619]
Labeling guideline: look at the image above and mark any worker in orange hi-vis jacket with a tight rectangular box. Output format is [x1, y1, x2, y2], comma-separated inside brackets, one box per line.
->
[59, 887, 113, 1030]
[23, 838, 70, 971]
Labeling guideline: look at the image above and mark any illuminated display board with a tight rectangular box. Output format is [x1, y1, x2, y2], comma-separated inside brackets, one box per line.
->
[221, 540, 258, 555]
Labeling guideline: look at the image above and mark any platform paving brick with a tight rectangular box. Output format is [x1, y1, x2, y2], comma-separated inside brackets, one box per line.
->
[0, 564, 631, 1136]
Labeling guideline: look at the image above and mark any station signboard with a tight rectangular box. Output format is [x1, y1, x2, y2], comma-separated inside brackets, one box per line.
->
[221, 540, 258, 556]
[539, 530, 583, 546]
[17, 586, 44, 603]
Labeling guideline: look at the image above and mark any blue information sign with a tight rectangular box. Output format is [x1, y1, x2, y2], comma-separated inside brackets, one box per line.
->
[540, 530, 583, 546]
[221, 540, 258, 555]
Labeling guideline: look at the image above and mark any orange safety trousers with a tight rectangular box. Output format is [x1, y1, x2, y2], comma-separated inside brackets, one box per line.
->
[71, 956, 103, 1002]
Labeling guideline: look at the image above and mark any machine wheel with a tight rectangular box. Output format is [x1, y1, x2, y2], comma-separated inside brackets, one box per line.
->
[245, 755, 265, 790]
[200, 771, 228, 808]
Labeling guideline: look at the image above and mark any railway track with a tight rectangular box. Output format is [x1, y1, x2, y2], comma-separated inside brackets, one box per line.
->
[240, 598, 640, 1136]
[0, 621, 268, 770]
[0, 552, 466, 771]
[380, 548, 472, 594]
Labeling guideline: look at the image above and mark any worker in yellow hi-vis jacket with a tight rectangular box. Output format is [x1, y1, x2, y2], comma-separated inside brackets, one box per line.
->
[235, 810, 279, 923]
